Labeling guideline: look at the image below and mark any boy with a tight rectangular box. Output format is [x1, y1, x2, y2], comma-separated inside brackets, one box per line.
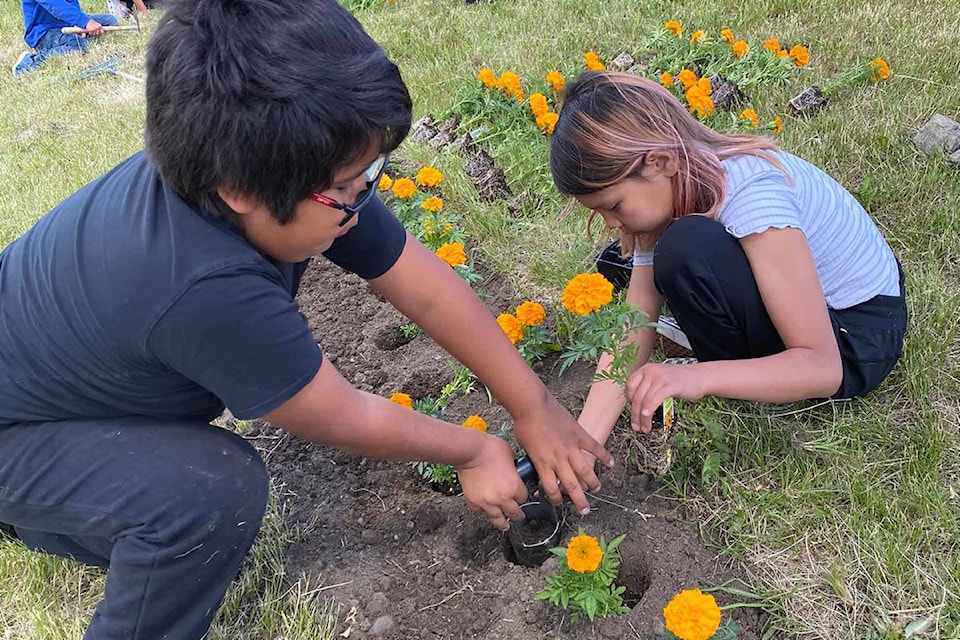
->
[13, 0, 118, 78]
[0, 0, 611, 637]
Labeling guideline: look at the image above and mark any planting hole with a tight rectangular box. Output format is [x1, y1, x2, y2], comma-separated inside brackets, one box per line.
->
[617, 552, 652, 607]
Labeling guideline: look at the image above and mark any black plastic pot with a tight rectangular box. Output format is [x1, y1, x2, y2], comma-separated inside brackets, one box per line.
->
[505, 500, 562, 567]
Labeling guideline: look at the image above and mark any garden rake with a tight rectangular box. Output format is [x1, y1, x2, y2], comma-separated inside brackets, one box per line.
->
[70, 53, 143, 84]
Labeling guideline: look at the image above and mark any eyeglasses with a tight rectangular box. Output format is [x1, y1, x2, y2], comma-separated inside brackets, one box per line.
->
[309, 154, 389, 227]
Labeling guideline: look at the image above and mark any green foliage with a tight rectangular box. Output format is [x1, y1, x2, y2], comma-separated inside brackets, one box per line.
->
[535, 533, 630, 622]
[664, 617, 743, 640]
[409, 363, 478, 485]
[515, 323, 561, 365]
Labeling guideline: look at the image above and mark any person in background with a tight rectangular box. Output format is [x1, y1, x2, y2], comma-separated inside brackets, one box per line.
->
[12, 0, 118, 78]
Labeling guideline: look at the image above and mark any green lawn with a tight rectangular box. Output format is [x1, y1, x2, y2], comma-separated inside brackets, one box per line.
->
[1, 0, 959, 638]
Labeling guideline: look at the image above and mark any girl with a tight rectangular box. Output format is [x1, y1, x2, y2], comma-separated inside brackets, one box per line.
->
[550, 71, 906, 444]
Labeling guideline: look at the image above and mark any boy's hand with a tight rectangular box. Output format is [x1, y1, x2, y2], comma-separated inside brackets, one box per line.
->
[83, 19, 105, 36]
[456, 436, 527, 532]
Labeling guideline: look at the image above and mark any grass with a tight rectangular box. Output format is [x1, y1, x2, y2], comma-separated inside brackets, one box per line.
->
[2, 0, 959, 638]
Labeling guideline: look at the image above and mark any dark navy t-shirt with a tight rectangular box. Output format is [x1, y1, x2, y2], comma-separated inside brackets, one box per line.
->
[0, 152, 406, 424]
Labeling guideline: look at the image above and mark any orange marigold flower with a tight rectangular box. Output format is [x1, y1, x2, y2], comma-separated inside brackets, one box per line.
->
[496, 71, 525, 101]
[477, 67, 496, 89]
[773, 116, 783, 134]
[442, 223, 452, 233]
[697, 76, 712, 95]
[436, 242, 466, 268]
[535, 111, 559, 135]
[776, 48, 789, 58]
[515, 301, 546, 326]
[415, 166, 443, 187]
[720, 28, 735, 44]
[677, 69, 697, 90]
[545, 70, 565, 92]
[664, 20, 682, 37]
[496, 313, 524, 344]
[584, 51, 605, 71]
[763, 38, 780, 54]
[529, 93, 549, 117]
[685, 86, 716, 119]
[660, 72, 674, 88]
[377, 173, 393, 192]
[561, 273, 613, 315]
[389, 392, 413, 409]
[690, 30, 706, 44]
[790, 44, 810, 66]
[565, 534, 603, 573]
[738, 108, 759, 128]
[461, 415, 487, 432]
[663, 589, 722, 640]
[391, 177, 416, 199]
[869, 57, 890, 82]
[732, 40, 748, 58]
[421, 196, 443, 212]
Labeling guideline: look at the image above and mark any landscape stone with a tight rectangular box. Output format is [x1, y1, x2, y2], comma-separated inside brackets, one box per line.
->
[912, 113, 960, 156]
[611, 52, 635, 71]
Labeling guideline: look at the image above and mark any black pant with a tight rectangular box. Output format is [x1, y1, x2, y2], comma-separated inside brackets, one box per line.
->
[652, 215, 907, 399]
[0, 417, 269, 639]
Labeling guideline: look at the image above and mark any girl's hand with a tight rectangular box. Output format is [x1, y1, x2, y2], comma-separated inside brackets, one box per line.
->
[456, 436, 527, 532]
[625, 362, 707, 433]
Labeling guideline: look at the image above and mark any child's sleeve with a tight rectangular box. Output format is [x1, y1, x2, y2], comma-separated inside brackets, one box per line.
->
[720, 169, 803, 239]
[35, 0, 89, 26]
[322, 197, 407, 280]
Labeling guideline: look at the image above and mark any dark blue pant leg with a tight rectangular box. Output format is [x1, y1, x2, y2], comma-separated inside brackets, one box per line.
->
[0, 417, 269, 640]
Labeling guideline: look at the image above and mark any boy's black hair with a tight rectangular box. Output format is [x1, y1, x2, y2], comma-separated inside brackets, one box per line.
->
[144, 0, 412, 223]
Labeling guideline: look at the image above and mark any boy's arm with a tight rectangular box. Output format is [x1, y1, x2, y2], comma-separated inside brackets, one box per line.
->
[369, 234, 614, 515]
[35, 0, 89, 27]
[264, 357, 527, 531]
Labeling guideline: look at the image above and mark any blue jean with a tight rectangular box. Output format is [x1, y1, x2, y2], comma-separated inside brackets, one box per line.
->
[0, 417, 270, 639]
[15, 13, 118, 75]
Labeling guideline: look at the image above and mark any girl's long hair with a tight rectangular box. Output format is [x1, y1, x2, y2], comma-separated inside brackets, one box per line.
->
[550, 71, 784, 254]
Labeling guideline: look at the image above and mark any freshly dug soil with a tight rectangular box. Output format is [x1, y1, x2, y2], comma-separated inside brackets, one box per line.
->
[243, 256, 768, 639]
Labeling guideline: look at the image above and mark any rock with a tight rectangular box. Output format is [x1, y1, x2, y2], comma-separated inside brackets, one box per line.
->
[950, 149, 960, 165]
[626, 63, 649, 76]
[788, 85, 828, 117]
[368, 615, 394, 635]
[709, 75, 748, 111]
[427, 114, 461, 150]
[610, 52, 635, 71]
[913, 113, 960, 156]
[365, 591, 390, 615]
[409, 115, 437, 144]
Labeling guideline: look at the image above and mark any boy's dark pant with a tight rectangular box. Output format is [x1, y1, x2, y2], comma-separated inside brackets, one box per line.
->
[0, 417, 269, 639]
[652, 215, 907, 399]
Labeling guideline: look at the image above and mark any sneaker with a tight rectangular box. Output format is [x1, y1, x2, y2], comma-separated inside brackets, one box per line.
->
[11, 51, 31, 79]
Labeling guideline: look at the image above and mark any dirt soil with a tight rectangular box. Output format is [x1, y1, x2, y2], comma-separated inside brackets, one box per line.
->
[243, 256, 768, 640]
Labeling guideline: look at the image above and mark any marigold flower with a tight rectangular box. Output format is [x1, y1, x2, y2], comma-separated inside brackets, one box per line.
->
[664, 20, 682, 37]
[561, 273, 613, 315]
[763, 38, 780, 54]
[677, 69, 697, 90]
[685, 85, 715, 118]
[515, 301, 546, 326]
[869, 57, 890, 82]
[773, 116, 783, 134]
[660, 72, 674, 88]
[421, 196, 443, 212]
[442, 223, 452, 233]
[584, 51, 605, 71]
[391, 177, 416, 199]
[732, 40, 748, 58]
[436, 242, 467, 268]
[416, 166, 443, 187]
[529, 93, 549, 117]
[377, 173, 393, 191]
[536, 111, 559, 135]
[565, 534, 603, 573]
[697, 76, 712, 95]
[789, 44, 810, 66]
[423, 216, 436, 233]
[496, 71, 525, 101]
[776, 48, 789, 58]
[461, 415, 487, 432]
[496, 313, 524, 344]
[663, 589, 722, 640]
[545, 70, 565, 92]
[477, 67, 497, 89]
[690, 30, 706, 44]
[720, 28, 734, 44]
[738, 108, 759, 128]
[389, 392, 413, 409]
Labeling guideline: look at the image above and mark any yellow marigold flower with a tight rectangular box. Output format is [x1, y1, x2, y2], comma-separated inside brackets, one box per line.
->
[663, 589, 722, 640]
[561, 273, 613, 315]
[565, 534, 603, 573]
[461, 415, 487, 432]
[790, 44, 810, 66]
[497, 71, 525, 101]
[377, 173, 393, 192]
[415, 166, 443, 187]
[690, 30, 706, 44]
[677, 69, 697, 90]
[442, 223, 452, 233]
[477, 67, 496, 89]
[529, 93, 549, 117]
[664, 20, 682, 37]
[421, 196, 443, 212]
[545, 70, 565, 92]
[423, 216, 436, 233]
[535, 111, 559, 135]
[697, 76, 712, 95]
[763, 38, 780, 54]
[732, 40, 748, 58]
[773, 116, 783, 134]
[391, 177, 416, 199]
[869, 57, 890, 82]
[720, 28, 735, 44]
[660, 72, 674, 88]
[738, 108, 759, 128]
[496, 313, 524, 344]
[389, 392, 413, 409]
[584, 51, 605, 71]
[436, 242, 467, 268]
[515, 301, 546, 326]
